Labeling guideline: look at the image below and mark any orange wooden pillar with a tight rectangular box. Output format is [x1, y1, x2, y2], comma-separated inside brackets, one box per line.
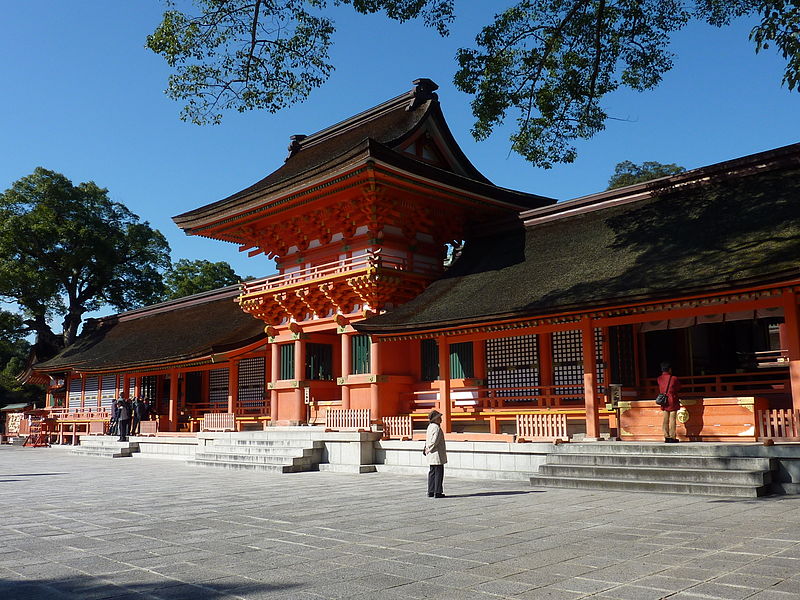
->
[370, 337, 381, 422]
[228, 359, 239, 415]
[783, 291, 800, 412]
[341, 332, 351, 410]
[168, 369, 179, 431]
[294, 337, 306, 422]
[270, 343, 279, 425]
[582, 320, 600, 440]
[122, 375, 130, 400]
[437, 337, 452, 433]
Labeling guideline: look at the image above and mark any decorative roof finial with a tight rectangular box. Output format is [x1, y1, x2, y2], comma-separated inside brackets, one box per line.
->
[285, 134, 307, 161]
[407, 78, 439, 111]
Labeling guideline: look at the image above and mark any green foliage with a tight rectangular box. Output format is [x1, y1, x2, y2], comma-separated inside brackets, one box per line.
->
[0, 310, 42, 406]
[164, 259, 245, 300]
[0, 168, 172, 348]
[146, 0, 452, 125]
[607, 160, 686, 189]
[148, 1, 800, 167]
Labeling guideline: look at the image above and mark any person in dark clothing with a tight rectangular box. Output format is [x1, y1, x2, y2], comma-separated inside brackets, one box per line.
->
[109, 398, 120, 436]
[116, 399, 131, 442]
[658, 362, 682, 443]
[131, 397, 144, 436]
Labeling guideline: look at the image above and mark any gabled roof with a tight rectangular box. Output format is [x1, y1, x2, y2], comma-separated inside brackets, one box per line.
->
[32, 286, 266, 373]
[357, 143, 800, 333]
[173, 79, 554, 235]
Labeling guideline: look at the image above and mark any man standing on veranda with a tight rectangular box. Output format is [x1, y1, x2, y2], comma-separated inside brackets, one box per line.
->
[424, 409, 447, 498]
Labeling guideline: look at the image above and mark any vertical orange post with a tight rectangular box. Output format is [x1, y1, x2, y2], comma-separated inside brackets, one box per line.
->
[437, 337, 452, 433]
[134, 375, 141, 399]
[294, 338, 306, 423]
[782, 291, 800, 412]
[582, 320, 600, 440]
[168, 370, 179, 431]
[270, 343, 279, 425]
[341, 332, 351, 410]
[473, 339, 486, 381]
[228, 360, 239, 415]
[370, 337, 381, 422]
[122, 375, 130, 400]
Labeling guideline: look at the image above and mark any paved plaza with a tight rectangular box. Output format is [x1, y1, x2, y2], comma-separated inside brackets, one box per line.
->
[2, 446, 800, 600]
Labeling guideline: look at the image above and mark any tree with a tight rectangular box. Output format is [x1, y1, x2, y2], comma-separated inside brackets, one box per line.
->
[607, 160, 686, 189]
[164, 259, 246, 300]
[0, 168, 172, 351]
[148, 1, 800, 167]
[0, 310, 43, 406]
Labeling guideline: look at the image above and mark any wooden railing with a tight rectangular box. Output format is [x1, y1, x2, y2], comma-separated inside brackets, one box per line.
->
[139, 421, 158, 436]
[202, 413, 235, 432]
[406, 384, 591, 413]
[516, 413, 569, 441]
[240, 251, 440, 297]
[757, 409, 800, 440]
[326, 409, 371, 430]
[643, 371, 789, 397]
[382, 416, 413, 439]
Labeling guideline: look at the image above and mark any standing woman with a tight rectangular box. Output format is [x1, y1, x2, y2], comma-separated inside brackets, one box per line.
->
[424, 409, 447, 498]
[658, 362, 682, 443]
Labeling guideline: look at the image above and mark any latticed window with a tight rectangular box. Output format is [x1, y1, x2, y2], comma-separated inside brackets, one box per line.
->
[421, 339, 439, 381]
[609, 325, 636, 386]
[128, 377, 136, 400]
[100, 375, 117, 410]
[279, 344, 295, 380]
[487, 335, 539, 399]
[68, 378, 82, 409]
[449, 342, 474, 379]
[306, 344, 333, 380]
[595, 327, 606, 387]
[351, 335, 371, 374]
[239, 357, 266, 406]
[140, 376, 157, 402]
[83, 376, 99, 409]
[209, 369, 229, 409]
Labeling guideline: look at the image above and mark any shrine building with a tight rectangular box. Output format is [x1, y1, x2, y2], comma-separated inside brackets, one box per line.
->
[28, 79, 800, 445]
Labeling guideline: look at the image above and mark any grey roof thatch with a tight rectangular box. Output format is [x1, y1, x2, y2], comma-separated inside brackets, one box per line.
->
[33, 287, 265, 373]
[357, 144, 800, 333]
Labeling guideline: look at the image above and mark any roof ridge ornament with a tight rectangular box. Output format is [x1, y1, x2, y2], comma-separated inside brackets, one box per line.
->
[286, 134, 307, 161]
[406, 78, 438, 111]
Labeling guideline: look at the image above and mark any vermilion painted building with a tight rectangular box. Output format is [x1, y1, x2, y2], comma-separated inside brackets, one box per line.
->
[30, 80, 800, 444]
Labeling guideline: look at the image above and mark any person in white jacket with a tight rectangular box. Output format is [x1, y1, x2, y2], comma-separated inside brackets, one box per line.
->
[424, 409, 447, 498]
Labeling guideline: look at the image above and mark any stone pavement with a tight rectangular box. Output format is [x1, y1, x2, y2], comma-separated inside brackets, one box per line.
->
[2, 446, 800, 600]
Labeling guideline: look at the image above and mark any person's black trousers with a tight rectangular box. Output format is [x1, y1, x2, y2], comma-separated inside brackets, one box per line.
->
[427, 465, 444, 496]
[118, 419, 130, 441]
[131, 416, 140, 436]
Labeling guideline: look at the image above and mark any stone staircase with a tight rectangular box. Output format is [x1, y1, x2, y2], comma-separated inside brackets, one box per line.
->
[189, 431, 324, 473]
[531, 443, 776, 498]
[70, 436, 140, 458]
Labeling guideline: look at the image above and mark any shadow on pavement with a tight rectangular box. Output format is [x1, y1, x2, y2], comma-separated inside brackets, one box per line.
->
[0, 575, 301, 600]
[446, 490, 544, 498]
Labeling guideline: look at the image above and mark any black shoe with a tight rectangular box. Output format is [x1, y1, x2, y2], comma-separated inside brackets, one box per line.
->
[427, 493, 434, 497]
[434, 493, 446, 498]
[665, 438, 678, 443]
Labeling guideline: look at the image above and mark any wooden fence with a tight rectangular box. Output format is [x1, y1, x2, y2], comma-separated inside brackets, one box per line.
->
[516, 413, 569, 441]
[325, 409, 371, 430]
[202, 413, 236, 432]
[382, 415, 413, 439]
[757, 409, 800, 441]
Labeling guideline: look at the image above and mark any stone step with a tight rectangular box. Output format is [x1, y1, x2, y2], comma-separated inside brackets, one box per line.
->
[205, 444, 317, 457]
[550, 443, 766, 457]
[228, 439, 324, 448]
[188, 459, 300, 473]
[547, 453, 774, 471]
[70, 447, 134, 458]
[194, 452, 313, 467]
[530, 474, 769, 498]
[537, 464, 771, 486]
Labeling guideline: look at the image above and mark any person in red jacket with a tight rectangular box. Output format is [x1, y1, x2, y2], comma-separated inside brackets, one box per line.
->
[658, 362, 681, 443]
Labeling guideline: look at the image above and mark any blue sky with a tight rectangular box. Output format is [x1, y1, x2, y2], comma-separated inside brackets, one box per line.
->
[1, 1, 797, 290]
